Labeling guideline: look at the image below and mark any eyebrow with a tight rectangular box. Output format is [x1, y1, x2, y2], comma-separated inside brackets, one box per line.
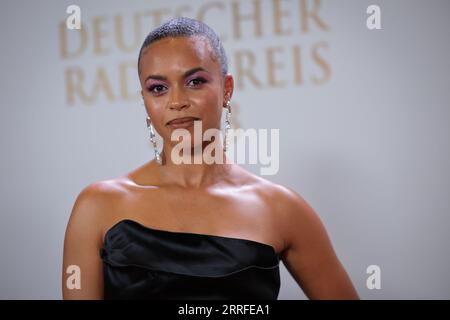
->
[144, 67, 209, 83]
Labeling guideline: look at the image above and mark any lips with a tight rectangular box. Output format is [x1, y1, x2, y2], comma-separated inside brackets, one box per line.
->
[166, 116, 201, 128]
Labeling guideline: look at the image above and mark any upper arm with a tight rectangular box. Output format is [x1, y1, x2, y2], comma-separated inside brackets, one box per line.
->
[279, 187, 359, 299]
[62, 182, 109, 299]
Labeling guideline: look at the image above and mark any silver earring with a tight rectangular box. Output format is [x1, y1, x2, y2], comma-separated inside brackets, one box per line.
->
[146, 116, 162, 165]
[224, 100, 232, 152]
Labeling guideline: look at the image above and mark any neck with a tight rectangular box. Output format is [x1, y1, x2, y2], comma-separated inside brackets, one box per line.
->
[156, 142, 232, 188]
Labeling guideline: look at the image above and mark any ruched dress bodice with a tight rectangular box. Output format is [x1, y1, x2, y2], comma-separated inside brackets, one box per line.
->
[100, 219, 281, 299]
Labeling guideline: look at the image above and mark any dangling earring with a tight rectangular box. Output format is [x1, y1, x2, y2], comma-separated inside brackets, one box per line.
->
[223, 100, 232, 152]
[146, 116, 162, 165]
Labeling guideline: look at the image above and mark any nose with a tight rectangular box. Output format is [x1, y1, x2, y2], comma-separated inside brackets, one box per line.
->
[168, 86, 189, 111]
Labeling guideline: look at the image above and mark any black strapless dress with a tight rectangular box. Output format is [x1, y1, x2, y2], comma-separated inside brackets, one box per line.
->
[100, 219, 281, 299]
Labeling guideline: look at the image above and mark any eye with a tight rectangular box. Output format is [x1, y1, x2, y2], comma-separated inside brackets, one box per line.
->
[148, 84, 167, 95]
[187, 77, 207, 87]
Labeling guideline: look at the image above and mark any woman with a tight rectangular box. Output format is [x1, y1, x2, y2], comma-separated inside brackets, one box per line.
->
[62, 17, 359, 300]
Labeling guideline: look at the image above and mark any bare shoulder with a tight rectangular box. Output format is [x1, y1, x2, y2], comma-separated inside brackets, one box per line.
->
[63, 178, 129, 299]
[248, 178, 359, 298]
[72, 178, 128, 215]
[243, 172, 313, 215]
[242, 173, 322, 250]
[66, 178, 130, 241]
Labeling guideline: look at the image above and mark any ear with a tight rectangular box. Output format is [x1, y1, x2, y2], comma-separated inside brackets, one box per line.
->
[223, 74, 234, 107]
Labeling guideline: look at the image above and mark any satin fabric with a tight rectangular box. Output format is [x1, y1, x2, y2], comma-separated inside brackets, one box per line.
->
[100, 219, 281, 299]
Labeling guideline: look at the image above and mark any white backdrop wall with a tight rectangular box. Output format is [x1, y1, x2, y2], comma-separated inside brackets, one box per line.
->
[0, 0, 449, 299]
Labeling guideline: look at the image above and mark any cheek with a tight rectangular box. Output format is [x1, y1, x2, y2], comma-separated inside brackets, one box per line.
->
[144, 102, 166, 132]
[196, 91, 222, 116]
[144, 97, 165, 116]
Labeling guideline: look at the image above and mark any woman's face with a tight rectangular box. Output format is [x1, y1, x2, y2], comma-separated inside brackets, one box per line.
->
[139, 36, 233, 148]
